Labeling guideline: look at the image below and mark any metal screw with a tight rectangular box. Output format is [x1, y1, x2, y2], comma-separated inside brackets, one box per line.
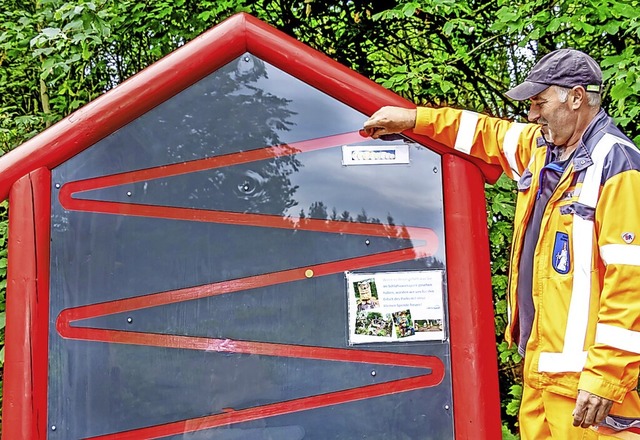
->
[371, 370, 376, 377]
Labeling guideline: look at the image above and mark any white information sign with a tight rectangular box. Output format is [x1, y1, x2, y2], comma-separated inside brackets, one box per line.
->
[342, 144, 410, 165]
[346, 270, 446, 345]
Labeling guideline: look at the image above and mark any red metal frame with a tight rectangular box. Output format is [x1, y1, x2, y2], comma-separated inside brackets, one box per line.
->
[3, 168, 51, 440]
[443, 154, 502, 439]
[0, 12, 502, 440]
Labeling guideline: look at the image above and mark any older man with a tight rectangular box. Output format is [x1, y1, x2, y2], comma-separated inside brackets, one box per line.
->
[363, 49, 640, 439]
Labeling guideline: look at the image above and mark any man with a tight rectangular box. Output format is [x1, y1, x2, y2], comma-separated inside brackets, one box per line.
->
[363, 49, 640, 439]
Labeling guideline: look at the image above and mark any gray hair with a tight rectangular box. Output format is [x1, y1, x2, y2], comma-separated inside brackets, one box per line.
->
[554, 85, 601, 108]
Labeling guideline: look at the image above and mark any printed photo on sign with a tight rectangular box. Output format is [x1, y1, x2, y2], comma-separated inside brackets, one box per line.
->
[354, 278, 380, 312]
[355, 311, 393, 338]
[392, 310, 415, 338]
[346, 270, 445, 344]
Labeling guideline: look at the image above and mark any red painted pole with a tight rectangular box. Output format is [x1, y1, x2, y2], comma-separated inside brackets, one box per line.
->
[3, 168, 51, 440]
[443, 154, 502, 439]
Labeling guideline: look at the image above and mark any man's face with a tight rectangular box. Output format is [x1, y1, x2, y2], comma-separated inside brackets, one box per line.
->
[527, 86, 578, 147]
[358, 282, 372, 301]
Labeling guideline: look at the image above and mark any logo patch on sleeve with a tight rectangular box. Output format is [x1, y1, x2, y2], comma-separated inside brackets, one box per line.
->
[553, 232, 570, 274]
[622, 232, 635, 244]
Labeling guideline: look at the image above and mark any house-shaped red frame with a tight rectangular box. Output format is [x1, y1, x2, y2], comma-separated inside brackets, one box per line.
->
[0, 13, 502, 439]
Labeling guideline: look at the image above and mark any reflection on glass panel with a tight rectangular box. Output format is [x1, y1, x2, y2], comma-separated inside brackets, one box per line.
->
[48, 54, 451, 439]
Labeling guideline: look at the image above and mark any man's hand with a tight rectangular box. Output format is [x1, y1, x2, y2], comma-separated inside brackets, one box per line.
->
[572, 389, 613, 428]
[362, 106, 417, 138]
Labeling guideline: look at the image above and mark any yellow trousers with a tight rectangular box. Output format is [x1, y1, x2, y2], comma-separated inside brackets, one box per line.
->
[519, 382, 632, 439]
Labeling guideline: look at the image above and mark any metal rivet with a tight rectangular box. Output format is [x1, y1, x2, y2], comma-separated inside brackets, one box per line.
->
[126, 191, 132, 197]
[305, 269, 314, 278]
[55, 183, 61, 189]
[51, 425, 57, 431]
[371, 370, 376, 376]
[433, 167, 439, 173]
[580, 160, 586, 165]
[243, 56, 250, 62]
[365, 240, 370, 246]
[127, 317, 133, 324]
[444, 404, 450, 410]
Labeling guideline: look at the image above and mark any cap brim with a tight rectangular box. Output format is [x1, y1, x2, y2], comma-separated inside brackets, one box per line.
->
[505, 81, 549, 101]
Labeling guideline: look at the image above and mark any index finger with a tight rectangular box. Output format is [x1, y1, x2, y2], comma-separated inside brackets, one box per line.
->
[360, 127, 384, 138]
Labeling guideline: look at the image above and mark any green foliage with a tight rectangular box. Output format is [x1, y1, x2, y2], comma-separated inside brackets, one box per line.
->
[491, 0, 640, 144]
[0, 0, 247, 153]
[502, 422, 520, 440]
[506, 384, 523, 417]
[364, 0, 517, 112]
[486, 176, 522, 437]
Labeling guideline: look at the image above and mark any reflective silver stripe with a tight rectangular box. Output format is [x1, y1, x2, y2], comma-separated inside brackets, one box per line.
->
[453, 111, 479, 155]
[538, 351, 588, 372]
[596, 323, 640, 354]
[563, 135, 614, 354]
[538, 134, 616, 373]
[600, 244, 640, 266]
[562, 215, 593, 353]
[502, 122, 527, 181]
[563, 216, 592, 354]
[606, 133, 636, 150]
[579, 134, 616, 208]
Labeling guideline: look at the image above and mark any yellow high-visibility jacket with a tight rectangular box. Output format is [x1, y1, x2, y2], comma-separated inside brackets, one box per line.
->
[414, 107, 640, 415]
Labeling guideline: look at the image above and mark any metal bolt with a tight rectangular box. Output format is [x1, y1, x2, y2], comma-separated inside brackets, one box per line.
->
[371, 370, 376, 377]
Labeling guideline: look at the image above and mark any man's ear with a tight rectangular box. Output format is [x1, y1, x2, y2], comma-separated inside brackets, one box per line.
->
[570, 86, 586, 109]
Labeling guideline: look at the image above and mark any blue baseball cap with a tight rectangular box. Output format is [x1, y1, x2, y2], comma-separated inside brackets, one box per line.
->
[505, 48, 603, 101]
